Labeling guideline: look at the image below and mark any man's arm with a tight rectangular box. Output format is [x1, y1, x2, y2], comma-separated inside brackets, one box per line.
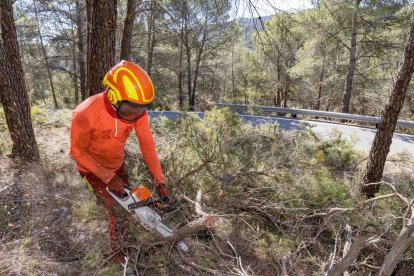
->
[70, 111, 115, 184]
[134, 111, 164, 182]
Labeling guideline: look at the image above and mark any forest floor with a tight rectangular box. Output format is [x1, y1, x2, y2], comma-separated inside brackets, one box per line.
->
[0, 107, 413, 275]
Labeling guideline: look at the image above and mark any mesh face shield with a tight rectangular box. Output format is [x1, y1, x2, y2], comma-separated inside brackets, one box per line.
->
[116, 101, 152, 122]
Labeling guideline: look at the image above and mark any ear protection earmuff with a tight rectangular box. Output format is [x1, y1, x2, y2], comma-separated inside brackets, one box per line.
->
[107, 88, 119, 105]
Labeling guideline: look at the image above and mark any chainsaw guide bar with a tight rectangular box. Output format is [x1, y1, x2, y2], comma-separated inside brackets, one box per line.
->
[107, 186, 189, 253]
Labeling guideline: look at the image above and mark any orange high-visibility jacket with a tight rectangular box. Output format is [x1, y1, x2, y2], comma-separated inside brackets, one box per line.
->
[70, 92, 163, 184]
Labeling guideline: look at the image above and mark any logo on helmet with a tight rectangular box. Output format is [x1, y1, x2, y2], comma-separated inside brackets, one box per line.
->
[103, 60, 155, 106]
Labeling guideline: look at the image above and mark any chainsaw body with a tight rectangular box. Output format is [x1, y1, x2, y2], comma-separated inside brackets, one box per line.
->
[107, 185, 189, 253]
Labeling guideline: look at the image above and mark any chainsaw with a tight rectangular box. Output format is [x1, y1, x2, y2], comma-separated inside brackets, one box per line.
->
[107, 185, 189, 253]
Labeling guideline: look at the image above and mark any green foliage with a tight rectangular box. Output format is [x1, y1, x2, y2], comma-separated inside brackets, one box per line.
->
[316, 130, 362, 170]
[31, 106, 47, 124]
[255, 232, 297, 258]
[302, 168, 352, 207]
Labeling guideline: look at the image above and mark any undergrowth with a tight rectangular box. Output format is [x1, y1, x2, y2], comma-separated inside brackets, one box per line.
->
[0, 107, 413, 275]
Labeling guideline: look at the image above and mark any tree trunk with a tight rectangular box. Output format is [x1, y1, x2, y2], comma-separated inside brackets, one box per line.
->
[316, 56, 326, 110]
[362, 10, 414, 198]
[283, 77, 291, 108]
[274, 54, 282, 109]
[147, 0, 156, 77]
[0, 0, 39, 160]
[184, 13, 192, 111]
[190, 23, 207, 112]
[72, 31, 79, 104]
[231, 44, 236, 99]
[178, 21, 184, 109]
[341, 0, 361, 114]
[85, 0, 92, 96]
[244, 76, 248, 104]
[87, 0, 117, 96]
[34, 2, 58, 109]
[75, 0, 87, 101]
[120, 0, 138, 61]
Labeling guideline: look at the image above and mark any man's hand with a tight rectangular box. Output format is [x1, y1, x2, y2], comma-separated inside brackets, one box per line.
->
[155, 179, 170, 203]
[108, 175, 127, 197]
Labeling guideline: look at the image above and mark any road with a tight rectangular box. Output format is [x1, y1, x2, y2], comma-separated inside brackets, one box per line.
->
[149, 111, 414, 157]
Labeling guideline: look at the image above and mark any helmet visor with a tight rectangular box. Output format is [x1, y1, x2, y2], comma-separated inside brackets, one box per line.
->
[116, 101, 151, 122]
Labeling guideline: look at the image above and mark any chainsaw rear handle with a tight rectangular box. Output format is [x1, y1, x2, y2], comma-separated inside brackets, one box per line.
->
[128, 197, 164, 209]
[110, 186, 171, 207]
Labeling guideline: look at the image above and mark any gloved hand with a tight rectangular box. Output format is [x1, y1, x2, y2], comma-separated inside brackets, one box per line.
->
[108, 175, 127, 197]
[155, 179, 170, 203]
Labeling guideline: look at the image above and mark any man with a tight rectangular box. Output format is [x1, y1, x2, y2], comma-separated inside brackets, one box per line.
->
[70, 60, 170, 262]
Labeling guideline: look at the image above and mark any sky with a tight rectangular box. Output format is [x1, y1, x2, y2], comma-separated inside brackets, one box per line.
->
[233, 0, 314, 18]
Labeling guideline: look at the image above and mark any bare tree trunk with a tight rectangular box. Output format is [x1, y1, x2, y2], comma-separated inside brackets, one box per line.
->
[0, 0, 39, 160]
[183, 5, 193, 111]
[231, 44, 236, 99]
[87, 0, 117, 96]
[178, 21, 184, 109]
[282, 77, 291, 108]
[72, 31, 79, 104]
[362, 10, 414, 198]
[190, 23, 207, 112]
[34, 2, 59, 109]
[316, 56, 326, 110]
[85, 0, 92, 96]
[120, 0, 138, 61]
[274, 54, 282, 108]
[75, 0, 87, 101]
[147, 0, 156, 76]
[244, 76, 248, 104]
[186, 45, 192, 110]
[341, 0, 361, 114]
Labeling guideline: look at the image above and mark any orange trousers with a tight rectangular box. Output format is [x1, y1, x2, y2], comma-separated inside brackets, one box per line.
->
[80, 164, 129, 262]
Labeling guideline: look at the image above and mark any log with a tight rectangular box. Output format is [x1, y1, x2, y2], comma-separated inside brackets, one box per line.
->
[326, 236, 366, 276]
[167, 214, 215, 244]
[379, 223, 414, 276]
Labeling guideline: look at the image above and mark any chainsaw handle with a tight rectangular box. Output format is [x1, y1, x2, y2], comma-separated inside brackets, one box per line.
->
[128, 197, 164, 209]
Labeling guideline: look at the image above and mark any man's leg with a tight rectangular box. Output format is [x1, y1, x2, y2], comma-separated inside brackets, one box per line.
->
[80, 170, 128, 263]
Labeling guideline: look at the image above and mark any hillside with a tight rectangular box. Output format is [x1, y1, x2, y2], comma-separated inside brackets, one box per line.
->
[238, 15, 273, 48]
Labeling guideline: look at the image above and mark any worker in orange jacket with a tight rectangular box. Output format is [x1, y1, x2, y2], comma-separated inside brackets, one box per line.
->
[70, 60, 170, 262]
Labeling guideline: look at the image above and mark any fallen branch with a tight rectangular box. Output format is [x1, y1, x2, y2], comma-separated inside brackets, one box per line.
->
[183, 190, 208, 216]
[326, 236, 367, 276]
[167, 214, 215, 244]
[308, 193, 396, 218]
[379, 200, 414, 276]
[177, 247, 222, 275]
[227, 240, 249, 276]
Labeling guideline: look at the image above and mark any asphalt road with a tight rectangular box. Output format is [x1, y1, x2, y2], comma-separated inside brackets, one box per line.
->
[148, 111, 414, 157]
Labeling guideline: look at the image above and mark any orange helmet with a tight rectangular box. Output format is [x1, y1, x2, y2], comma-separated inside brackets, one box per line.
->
[103, 60, 155, 106]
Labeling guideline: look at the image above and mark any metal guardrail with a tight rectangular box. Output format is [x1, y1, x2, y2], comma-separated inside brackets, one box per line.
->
[216, 103, 414, 129]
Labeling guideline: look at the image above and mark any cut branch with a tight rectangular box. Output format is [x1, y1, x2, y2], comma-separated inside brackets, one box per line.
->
[326, 236, 367, 276]
[167, 214, 215, 245]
